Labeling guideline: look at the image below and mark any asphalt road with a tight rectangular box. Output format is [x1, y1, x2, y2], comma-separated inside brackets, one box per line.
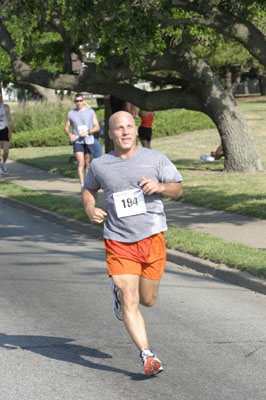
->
[1, 201, 266, 400]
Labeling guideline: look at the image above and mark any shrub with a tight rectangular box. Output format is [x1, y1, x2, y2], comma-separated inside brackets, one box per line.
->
[10, 125, 70, 148]
[12, 100, 104, 133]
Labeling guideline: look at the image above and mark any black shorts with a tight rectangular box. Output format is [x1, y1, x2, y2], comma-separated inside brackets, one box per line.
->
[0, 127, 9, 142]
[138, 126, 152, 142]
[73, 142, 91, 154]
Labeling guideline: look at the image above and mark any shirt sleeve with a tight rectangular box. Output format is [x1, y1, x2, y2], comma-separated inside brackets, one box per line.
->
[84, 161, 101, 191]
[158, 153, 183, 183]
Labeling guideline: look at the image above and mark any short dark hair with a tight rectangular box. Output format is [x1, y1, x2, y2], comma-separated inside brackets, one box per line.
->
[74, 93, 83, 100]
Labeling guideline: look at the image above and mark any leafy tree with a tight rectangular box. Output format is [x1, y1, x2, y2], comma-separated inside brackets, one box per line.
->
[0, 0, 266, 172]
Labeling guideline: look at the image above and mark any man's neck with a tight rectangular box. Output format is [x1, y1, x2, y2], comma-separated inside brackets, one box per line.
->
[115, 145, 139, 159]
[76, 106, 86, 112]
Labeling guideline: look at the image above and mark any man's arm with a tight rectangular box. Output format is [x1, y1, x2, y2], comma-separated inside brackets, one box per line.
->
[89, 113, 100, 134]
[139, 177, 182, 199]
[82, 189, 107, 224]
[64, 115, 76, 142]
[5, 105, 12, 140]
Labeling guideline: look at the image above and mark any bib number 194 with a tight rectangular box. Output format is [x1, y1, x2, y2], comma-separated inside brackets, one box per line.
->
[113, 188, 147, 218]
[121, 197, 138, 208]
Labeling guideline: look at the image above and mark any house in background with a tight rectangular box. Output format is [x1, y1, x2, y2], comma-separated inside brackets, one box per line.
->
[0, 82, 18, 102]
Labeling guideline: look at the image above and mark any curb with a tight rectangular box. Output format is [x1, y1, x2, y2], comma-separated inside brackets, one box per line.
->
[167, 249, 266, 296]
[2, 194, 266, 296]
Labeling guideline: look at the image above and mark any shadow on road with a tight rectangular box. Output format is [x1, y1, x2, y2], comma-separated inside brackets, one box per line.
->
[0, 333, 150, 381]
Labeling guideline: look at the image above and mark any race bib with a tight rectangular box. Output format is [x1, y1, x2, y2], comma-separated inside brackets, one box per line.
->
[77, 124, 87, 134]
[0, 120, 5, 130]
[113, 188, 147, 218]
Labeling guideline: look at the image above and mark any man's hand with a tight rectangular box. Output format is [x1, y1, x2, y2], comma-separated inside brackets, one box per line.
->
[139, 177, 161, 195]
[86, 207, 107, 224]
[82, 189, 106, 223]
[69, 133, 77, 143]
[139, 176, 182, 198]
[79, 130, 89, 138]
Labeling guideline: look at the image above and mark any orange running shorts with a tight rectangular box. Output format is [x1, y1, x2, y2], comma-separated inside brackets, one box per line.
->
[104, 232, 166, 280]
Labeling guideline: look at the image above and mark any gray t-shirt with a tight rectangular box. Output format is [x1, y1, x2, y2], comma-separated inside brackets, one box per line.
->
[84, 147, 182, 242]
[68, 107, 95, 144]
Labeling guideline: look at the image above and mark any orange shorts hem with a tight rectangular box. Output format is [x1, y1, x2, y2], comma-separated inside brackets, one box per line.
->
[104, 232, 166, 280]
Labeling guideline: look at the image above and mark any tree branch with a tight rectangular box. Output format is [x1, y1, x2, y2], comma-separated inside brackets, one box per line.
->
[142, 73, 189, 88]
[151, 9, 210, 28]
[0, 17, 17, 61]
[165, 1, 266, 69]
[46, 11, 73, 73]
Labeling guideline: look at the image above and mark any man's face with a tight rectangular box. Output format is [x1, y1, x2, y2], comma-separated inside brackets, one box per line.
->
[108, 112, 137, 155]
[75, 97, 84, 109]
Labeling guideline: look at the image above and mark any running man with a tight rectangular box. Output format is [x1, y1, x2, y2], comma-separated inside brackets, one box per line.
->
[0, 94, 13, 176]
[82, 111, 182, 375]
[64, 93, 100, 188]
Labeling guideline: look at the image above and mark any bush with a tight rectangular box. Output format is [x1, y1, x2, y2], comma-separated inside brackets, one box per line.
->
[10, 125, 70, 148]
[10, 100, 214, 148]
[135, 109, 215, 138]
[12, 100, 104, 133]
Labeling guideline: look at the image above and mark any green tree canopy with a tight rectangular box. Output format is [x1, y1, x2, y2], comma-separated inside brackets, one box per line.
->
[1, 0, 266, 172]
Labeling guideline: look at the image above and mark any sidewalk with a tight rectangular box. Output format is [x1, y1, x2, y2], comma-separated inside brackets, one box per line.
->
[2, 159, 266, 296]
[2, 159, 266, 250]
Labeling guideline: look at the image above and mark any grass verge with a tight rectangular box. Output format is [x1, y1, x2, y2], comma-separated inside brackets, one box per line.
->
[0, 181, 87, 221]
[1, 181, 265, 279]
[165, 226, 266, 278]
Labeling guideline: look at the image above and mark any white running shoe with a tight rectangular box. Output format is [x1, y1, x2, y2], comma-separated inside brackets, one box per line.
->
[1, 162, 8, 174]
[110, 279, 123, 321]
[0, 168, 4, 177]
[140, 349, 164, 376]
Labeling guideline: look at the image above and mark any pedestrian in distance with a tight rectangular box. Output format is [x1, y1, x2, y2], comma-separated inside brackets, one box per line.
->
[82, 111, 182, 376]
[64, 93, 100, 189]
[200, 143, 224, 163]
[0, 93, 13, 176]
[125, 102, 138, 119]
[138, 109, 154, 148]
[211, 143, 224, 160]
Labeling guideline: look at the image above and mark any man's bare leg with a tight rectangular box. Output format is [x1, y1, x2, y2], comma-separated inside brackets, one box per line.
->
[84, 153, 90, 181]
[112, 274, 149, 351]
[1, 141, 9, 162]
[111, 274, 163, 375]
[75, 152, 85, 186]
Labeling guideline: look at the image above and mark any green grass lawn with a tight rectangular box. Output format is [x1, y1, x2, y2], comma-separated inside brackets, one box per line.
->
[3, 99, 266, 278]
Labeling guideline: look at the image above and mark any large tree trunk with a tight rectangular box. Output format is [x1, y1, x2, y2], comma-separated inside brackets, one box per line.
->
[176, 49, 263, 172]
[258, 69, 266, 96]
[208, 97, 262, 172]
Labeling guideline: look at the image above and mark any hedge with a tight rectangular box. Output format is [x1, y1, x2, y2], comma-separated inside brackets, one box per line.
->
[10, 125, 70, 148]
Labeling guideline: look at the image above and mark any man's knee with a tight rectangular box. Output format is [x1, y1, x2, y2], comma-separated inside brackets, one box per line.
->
[139, 277, 160, 307]
[77, 158, 84, 169]
[120, 286, 139, 309]
[140, 292, 158, 307]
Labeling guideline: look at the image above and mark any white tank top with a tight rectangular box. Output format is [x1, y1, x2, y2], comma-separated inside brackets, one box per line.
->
[0, 103, 7, 130]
